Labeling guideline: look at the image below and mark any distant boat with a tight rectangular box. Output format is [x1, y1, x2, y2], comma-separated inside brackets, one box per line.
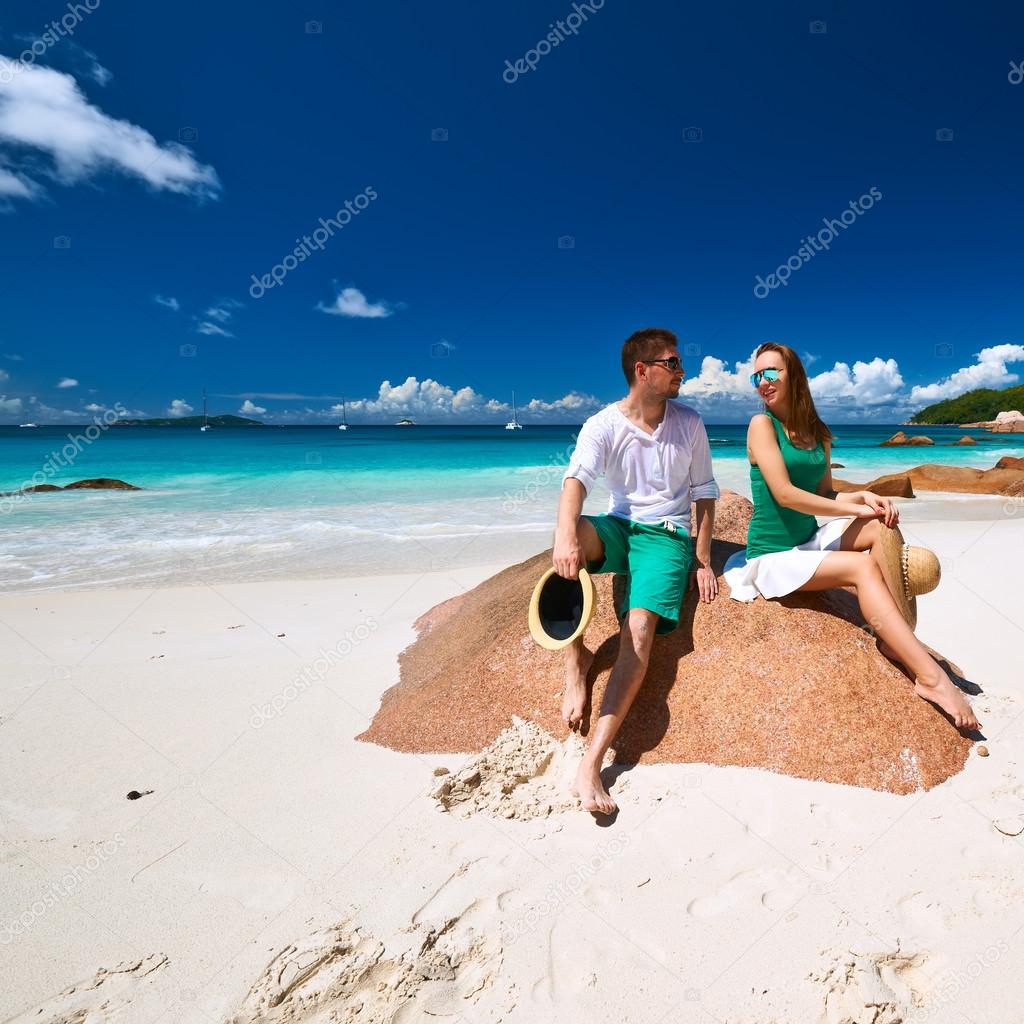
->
[200, 389, 212, 431]
[505, 391, 523, 431]
[396, 418, 416, 427]
[338, 397, 348, 431]
[18, 422, 39, 428]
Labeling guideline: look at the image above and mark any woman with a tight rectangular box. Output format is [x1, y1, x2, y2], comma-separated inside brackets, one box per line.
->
[723, 342, 979, 731]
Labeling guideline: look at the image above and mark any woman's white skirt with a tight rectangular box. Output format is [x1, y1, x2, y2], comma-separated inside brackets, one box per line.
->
[723, 517, 854, 602]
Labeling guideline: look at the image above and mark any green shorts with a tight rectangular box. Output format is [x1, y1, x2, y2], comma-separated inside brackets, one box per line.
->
[582, 513, 692, 635]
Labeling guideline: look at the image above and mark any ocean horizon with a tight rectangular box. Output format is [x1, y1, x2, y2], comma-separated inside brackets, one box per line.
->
[1, 421, 1020, 594]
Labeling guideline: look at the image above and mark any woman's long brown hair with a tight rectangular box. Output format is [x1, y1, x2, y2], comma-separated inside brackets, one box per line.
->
[756, 341, 833, 447]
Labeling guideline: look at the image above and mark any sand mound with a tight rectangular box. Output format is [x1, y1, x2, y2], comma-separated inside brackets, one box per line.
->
[6, 955, 169, 1023]
[431, 717, 587, 819]
[229, 915, 507, 1024]
[360, 491, 975, 793]
[810, 947, 930, 1023]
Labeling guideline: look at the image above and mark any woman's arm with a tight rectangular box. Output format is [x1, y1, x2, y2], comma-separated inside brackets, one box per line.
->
[748, 416, 874, 518]
[816, 441, 838, 499]
[816, 440, 898, 526]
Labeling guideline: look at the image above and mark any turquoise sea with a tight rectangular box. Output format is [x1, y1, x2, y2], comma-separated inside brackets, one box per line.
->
[1, 422, 1020, 592]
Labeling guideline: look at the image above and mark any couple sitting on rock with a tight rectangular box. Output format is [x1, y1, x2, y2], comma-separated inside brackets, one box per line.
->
[553, 327, 981, 815]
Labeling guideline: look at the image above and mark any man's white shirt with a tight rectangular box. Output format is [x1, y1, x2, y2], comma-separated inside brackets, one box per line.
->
[563, 401, 720, 533]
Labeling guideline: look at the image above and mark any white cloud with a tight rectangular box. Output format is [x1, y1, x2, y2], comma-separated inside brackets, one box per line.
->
[154, 294, 180, 311]
[524, 392, 604, 416]
[0, 163, 39, 200]
[3, 352, 22, 360]
[195, 299, 241, 335]
[0, 56, 220, 203]
[83, 402, 103, 412]
[167, 398, 193, 418]
[325, 378, 602, 424]
[809, 357, 904, 406]
[908, 344, 1024, 405]
[197, 321, 232, 337]
[0, 368, 7, 382]
[316, 285, 395, 319]
[678, 350, 759, 403]
[239, 399, 266, 415]
[204, 298, 242, 322]
[56, 376, 78, 388]
[0, 395, 23, 414]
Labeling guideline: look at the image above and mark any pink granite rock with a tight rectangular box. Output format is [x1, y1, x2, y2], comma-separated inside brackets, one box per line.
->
[360, 491, 973, 794]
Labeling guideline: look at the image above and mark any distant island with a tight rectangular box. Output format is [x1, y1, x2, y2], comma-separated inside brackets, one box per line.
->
[909, 384, 1024, 425]
[109, 415, 265, 428]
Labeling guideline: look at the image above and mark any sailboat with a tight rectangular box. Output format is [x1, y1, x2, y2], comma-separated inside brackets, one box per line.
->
[505, 391, 523, 431]
[338, 397, 348, 431]
[200, 389, 212, 431]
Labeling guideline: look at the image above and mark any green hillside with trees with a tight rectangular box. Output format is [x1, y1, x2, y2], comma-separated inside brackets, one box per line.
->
[909, 384, 1024, 424]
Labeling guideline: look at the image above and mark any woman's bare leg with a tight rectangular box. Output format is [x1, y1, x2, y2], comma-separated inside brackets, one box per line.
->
[800, 550, 980, 730]
[839, 517, 919, 664]
[561, 518, 603, 726]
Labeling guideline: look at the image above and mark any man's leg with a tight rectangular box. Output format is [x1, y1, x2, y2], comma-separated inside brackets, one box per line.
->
[572, 607, 659, 814]
[562, 517, 605, 725]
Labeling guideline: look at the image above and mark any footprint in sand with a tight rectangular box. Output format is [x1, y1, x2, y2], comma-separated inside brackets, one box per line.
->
[811, 947, 929, 1022]
[230, 912, 507, 1024]
[5, 954, 170, 1023]
[896, 890, 946, 938]
[412, 856, 512, 927]
[686, 866, 805, 917]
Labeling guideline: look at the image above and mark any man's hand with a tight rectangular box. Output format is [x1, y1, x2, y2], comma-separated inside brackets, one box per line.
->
[553, 529, 583, 580]
[694, 564, 718, 603]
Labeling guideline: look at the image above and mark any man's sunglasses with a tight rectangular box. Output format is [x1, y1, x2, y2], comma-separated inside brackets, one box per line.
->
[750, 368, 782, 387]
[642, 357, 684, 372]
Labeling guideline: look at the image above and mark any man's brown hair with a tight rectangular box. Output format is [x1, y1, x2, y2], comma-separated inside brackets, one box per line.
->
[621, 327, 679, 385]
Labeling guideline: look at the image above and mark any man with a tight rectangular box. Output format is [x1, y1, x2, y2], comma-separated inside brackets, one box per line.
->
[553, 327, 719, 814]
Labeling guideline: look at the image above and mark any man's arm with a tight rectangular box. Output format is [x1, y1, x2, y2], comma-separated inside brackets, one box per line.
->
[693, 497, 715, 568]
[553, 420, 607, 579]
[688, 416, 720, 603]
[553, 478, 586, 579]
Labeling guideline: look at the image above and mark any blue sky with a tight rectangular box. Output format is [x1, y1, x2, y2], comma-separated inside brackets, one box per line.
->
[1, 0, 1023, 424]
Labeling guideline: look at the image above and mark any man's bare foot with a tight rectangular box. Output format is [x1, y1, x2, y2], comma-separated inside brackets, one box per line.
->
[561, 646, 594, 727]
[914, 667, 981, 731]
[571, 758, 616, 815]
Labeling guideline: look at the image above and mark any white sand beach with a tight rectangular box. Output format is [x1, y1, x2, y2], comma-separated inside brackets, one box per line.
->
[2, 501, 1022, 1023]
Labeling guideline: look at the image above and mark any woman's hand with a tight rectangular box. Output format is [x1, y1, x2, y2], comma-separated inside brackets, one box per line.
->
[838, 498, 883, 519]
[859, 490, 899, 527]
[694, 565, 718, 603]
[553, 529, 583, 579]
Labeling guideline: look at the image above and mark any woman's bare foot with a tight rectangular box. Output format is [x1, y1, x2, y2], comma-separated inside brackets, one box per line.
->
[561, 646, 594, 727]
[914, 667, 981, 731]
[571, 758, 616, 815]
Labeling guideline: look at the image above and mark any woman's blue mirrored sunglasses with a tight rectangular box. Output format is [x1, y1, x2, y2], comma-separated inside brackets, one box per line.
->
[750, 368, 781, 388]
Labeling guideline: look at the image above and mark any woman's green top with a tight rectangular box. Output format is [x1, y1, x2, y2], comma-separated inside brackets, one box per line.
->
[745, 411, 828, 559]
